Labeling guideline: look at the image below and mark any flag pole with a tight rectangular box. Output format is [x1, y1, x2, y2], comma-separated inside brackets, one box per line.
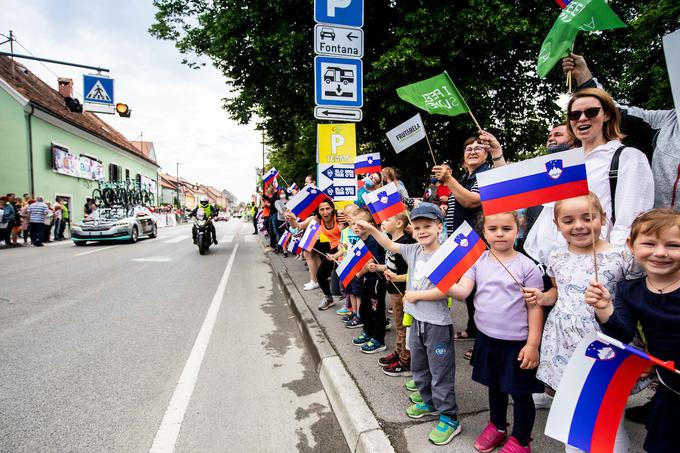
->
[468, 110, 483, 133]
[423, 130, 438, 166]
[588, 197, 600, 282]
[278, 174, 291, 188]
[371, 259, 404, 295]
[487, 247, 524, 290]
[567, 42, 575, 95]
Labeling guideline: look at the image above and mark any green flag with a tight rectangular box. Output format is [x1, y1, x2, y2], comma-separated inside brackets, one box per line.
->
[537, 0, 626, 78]
[396, 71, 470, 116]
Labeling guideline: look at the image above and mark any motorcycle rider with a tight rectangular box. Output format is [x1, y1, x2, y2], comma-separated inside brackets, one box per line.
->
[190, 196, 218, 245]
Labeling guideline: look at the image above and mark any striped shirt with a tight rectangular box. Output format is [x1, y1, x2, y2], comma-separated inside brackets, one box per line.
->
[28, 202, 48, 223]
[444, 163, 489, 236]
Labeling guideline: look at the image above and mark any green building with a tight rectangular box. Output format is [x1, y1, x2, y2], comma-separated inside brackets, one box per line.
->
[0, 56, 159, 221]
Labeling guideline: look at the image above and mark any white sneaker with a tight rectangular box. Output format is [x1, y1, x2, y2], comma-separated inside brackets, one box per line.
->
[304, 281, 320, 291]
[533, 392, 553, 410]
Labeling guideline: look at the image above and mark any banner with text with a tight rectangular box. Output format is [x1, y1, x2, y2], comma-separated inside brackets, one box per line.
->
[386, 113, 426, 153]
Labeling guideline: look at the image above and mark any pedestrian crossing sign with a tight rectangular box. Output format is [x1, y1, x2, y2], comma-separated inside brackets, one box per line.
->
[83, 74, 114, 105]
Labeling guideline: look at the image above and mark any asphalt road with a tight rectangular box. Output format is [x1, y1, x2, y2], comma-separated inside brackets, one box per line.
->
[0, 219, 347, 453]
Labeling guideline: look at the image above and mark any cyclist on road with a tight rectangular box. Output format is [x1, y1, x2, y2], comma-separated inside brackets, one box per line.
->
[190, 196, 218, 245]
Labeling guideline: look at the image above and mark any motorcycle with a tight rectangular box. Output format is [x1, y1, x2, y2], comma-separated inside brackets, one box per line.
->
[193, 213, 213, 255]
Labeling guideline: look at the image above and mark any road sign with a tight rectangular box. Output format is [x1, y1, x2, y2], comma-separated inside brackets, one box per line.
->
[83, 74, 114, 105]
[314, 24, 363, 58]
[314, 0, 363, 27]
[314, 106, 362, 122]
[317, 123, 356, 164]
[315, 56, 362, 108]
[318, 163, 356, 202]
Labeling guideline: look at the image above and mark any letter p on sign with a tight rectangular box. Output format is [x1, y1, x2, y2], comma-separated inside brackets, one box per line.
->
[331, 134, 345, 154]
[327, 0, 351, 17]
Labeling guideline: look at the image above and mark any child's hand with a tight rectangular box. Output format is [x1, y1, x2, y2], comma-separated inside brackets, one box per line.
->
[522, 287, 543, 306]
[403, 290, 418, 304]
[384, 270, 397, 281]
[518, 344, 539, 370]
[355, 220, 373, 231]
[585, 281, 612, 309]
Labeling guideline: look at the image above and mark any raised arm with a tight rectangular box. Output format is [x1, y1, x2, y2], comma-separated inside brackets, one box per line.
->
[355, 220, 401, 254]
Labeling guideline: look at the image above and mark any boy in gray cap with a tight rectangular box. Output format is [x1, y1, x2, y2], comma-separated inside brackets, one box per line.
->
[356, 202, 460, 445]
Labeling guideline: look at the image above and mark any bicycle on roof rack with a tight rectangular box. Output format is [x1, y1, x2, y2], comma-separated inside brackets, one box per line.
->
[92, 180, 154, 209]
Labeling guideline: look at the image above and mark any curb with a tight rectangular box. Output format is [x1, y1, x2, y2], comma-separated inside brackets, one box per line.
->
[266, 251, 395, 453]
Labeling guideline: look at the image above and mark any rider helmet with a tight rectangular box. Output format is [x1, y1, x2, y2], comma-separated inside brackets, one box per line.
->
[200, 196, 209, 207]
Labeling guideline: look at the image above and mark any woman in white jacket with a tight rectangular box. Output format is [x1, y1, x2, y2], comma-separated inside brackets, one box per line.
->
[525, 88, 654, 265]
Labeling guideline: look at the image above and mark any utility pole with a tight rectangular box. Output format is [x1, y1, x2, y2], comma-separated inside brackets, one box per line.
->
[176, 162, 182, 208]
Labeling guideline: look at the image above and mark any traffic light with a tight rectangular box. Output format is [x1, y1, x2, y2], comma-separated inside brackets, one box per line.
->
[116, 103, 131, 118]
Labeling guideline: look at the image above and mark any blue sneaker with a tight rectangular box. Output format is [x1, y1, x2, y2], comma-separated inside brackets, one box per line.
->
[361, 339, 387, 354]
[352, 332, 370, 346]
[336, 306, 351, 316]
[345, 317, 363, 329]
[342, 313, 355, 323]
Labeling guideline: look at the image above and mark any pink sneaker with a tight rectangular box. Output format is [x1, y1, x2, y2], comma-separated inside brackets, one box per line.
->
[474, 421, 507, 453]
[499, 436, 531, 453]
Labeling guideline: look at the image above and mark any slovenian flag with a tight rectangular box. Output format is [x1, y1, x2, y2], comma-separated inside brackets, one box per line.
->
[354, 153, 381, 175]
[285, 184, 329, 220]
[278, 230, 292, 249]
[546, 331, 678, 452]
[299, 220, 322, 252]
[290, 182, 298, 191]
[422, 221, 486, 293]
[287, 236, 302, 255]
[336, 239, 374, 287]
[476, 149, 589, 216]
[555, 0, 571, 8]
[263, 168, 279, 187]
[364, 182, 406, 223]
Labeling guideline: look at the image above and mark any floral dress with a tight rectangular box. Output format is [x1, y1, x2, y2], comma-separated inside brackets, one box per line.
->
[536, 246, 639, 389]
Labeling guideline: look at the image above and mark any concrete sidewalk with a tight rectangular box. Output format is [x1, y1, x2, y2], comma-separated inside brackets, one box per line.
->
[266, 246, 651, 453]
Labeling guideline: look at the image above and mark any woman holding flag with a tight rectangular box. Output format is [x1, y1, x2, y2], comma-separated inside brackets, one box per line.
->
[524, 88, 654, 266]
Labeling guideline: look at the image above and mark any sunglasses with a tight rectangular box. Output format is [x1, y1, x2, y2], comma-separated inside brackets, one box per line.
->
[568, 107, 601, 121]
[464, 145, 485, 153]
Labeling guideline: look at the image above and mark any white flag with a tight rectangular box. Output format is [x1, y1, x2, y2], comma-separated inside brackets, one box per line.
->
[663, 29, 680, 127]
[386, 113, 426, 153]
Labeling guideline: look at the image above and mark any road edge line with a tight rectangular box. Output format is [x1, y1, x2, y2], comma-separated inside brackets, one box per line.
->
[149, 244, 239, 453]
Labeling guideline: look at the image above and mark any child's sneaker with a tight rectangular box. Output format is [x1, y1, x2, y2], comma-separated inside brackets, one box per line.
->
[352, 332, 370, 346]
[318, 298, 335, 311]
[336, 306, 351, 316]
[428, 415, 462, 446]
[406, 402, 438, 419]
[499, 436, 531, 453]
[404, 379, 417, 392]
[532, 392, 553, 410]
[345, 317, 363, 329]
[378, 352, 399, 367]
[474, 421, 507, 453]
[409, 391, 423, 404]
[341, 313, 355, 322]
[361, 339, 387, 354]
[382, 361, 412, 377]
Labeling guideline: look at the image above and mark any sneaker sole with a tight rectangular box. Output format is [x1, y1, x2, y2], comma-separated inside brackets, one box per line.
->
[405, 384, 417, 392]
[383, 368, 412, 377]
[474, 437, 506, 453]
[345, 323, 364, 329]
[409, 394, 423, 404]
[318, 302, 336, 311]
[361, 345, 387, 354]
[406, 410, 439, 419]
[353, 341, 369, 347]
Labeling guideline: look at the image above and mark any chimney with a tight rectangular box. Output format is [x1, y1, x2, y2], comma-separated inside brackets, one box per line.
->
[57, 78, 73, 98]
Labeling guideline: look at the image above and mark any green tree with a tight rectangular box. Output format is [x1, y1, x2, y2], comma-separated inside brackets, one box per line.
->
[150, 0, 678, 195]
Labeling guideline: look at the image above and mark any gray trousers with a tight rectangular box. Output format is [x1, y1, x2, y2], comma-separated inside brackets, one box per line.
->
[410, 319, 458, 418]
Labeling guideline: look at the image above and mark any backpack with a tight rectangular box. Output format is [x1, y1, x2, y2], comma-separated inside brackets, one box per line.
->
[608, 145, 627, 225]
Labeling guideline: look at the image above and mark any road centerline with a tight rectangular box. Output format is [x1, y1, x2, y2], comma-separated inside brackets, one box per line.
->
[149, 244, 239, 453]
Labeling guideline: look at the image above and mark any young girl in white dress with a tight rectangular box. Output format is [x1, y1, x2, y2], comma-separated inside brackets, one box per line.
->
[523, 193, 639, 453]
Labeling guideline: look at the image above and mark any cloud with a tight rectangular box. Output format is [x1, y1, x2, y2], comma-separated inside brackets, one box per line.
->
[1, 0, 262, 202]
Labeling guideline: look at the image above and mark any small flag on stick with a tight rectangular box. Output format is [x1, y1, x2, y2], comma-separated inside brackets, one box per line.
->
[336, 239, 374, 287]
[422, 221, 485, 293]
[386, 114, 427, 153]
[355, 153, 381, 175]
[299, 220, 322, 252]
[364, 182, 406, 224]
[285, 184, 330, 220]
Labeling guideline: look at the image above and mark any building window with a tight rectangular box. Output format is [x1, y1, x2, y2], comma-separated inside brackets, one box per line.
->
[109, 163, 119, 181]
[125, 168, 130, 181]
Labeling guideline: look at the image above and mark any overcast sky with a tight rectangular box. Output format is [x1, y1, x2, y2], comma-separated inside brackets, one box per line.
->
[1, 0, 263, 203]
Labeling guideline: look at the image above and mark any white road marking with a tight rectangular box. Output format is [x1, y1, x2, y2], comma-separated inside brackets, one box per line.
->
[74, 245, 120, 257]
[220, 235, 234, 243]
[150, 244, 239, 453]
[164, 236, 188, 244]
[132, 256, 173, 263]
[43, 240, 73, 247]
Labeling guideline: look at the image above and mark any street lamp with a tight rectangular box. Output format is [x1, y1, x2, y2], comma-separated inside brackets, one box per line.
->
[176, 162, 182, 208]
[255, 123, 266, 191]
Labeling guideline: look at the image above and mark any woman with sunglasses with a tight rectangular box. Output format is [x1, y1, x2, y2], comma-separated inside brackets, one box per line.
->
[524, 88, 654, 267]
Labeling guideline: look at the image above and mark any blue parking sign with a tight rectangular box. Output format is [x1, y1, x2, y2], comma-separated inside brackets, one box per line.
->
[314, 0, 363, 27]
[315, 56, 363, 108]
[83, 74, 114, 105]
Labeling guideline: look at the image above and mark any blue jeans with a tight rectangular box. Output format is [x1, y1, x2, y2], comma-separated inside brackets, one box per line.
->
[29, 222, 44, 245]
[53, 218, 62, 240]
